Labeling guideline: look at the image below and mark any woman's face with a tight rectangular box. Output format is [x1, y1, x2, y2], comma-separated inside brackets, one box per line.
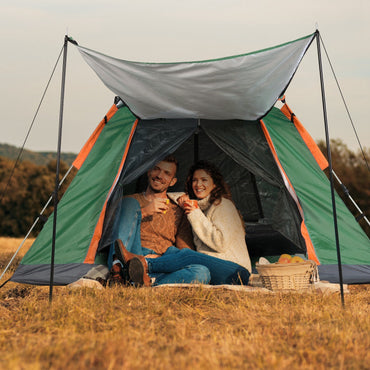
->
[192, 169, 216, 199]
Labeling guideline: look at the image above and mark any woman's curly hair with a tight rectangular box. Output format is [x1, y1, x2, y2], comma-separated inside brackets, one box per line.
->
[185, 160, 232, 205]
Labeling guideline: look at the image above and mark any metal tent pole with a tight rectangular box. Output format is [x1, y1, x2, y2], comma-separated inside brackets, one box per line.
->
[333, 171, 370, 227]
[315, 30, 345, 307]
[49, 35, 69, 303]
[193, 119, 200, 163]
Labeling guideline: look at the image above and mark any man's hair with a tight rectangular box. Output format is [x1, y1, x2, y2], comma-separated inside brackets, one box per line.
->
[162, 154, 179, 174]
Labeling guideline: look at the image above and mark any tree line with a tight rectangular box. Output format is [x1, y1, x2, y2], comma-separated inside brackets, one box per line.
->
[317, 139, 369, 237]
[0, 157, 75, 237]
[0, 143, 76, 167]
[0, 139, 369, 238]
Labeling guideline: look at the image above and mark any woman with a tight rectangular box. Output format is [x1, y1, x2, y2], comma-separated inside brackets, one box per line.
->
[176, 160, 251, 273]
[119, 160, 251, 286]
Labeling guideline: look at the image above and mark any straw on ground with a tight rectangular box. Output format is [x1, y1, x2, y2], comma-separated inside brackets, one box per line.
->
[0, 237, 369, 369]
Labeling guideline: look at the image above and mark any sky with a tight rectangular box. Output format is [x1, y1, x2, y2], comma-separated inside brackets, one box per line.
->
[1, 0, 369, 154]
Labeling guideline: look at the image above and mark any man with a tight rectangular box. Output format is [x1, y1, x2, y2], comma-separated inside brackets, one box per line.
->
[109, 155, 210, 286]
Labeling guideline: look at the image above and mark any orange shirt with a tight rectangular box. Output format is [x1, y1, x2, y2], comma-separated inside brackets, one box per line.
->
[129, 193, 194, 255]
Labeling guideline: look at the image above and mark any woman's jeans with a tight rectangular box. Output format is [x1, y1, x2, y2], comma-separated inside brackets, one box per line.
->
[108, 197, 210, 286]
[148, 247, 250, 285]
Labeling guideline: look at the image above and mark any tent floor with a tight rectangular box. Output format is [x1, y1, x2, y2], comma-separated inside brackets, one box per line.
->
[245, 222, 302, 258]
[67, 277, 349, 294]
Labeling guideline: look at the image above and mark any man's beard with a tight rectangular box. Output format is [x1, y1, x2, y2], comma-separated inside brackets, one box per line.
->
[148, 179, 166, 193]
[149, 185, 164, 193]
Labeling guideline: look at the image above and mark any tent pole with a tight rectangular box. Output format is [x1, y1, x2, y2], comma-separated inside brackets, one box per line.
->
[333, 170, 370, 227]
[49, 35, 69, 303]
[194, 119, 200, 163]
[315, 30, 345, 307]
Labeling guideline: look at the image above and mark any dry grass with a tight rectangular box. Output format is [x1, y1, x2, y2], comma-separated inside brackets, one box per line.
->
[0, 238, 369, 370]
[0, 236, 34, 255]
[0, 237, 34, 276]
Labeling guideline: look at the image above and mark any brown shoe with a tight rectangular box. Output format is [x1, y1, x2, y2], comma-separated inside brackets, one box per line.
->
[129, 257, 151, 287]
[108, 263, 126, 287]
[114, 239, 139, 265]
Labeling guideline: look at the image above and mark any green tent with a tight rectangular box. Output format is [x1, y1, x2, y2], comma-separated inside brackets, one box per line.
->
[10, 32, 370, 285]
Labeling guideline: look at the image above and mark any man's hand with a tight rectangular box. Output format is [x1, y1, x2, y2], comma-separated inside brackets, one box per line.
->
[141, 198, 169, 218]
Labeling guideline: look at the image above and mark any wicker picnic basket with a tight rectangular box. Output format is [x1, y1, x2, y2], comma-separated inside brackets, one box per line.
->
[255, 260, 318, 292]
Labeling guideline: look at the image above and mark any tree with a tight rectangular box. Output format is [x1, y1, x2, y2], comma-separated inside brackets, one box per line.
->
[317, 139, 370, 237]
[0, 157, 75, 237]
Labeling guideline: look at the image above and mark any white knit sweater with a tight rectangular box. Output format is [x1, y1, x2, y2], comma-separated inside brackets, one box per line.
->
[168, 193, 251, 272]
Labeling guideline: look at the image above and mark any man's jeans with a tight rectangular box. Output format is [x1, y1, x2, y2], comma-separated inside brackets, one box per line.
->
[148, 247, 250, 285]
[108, 197, 210, 285]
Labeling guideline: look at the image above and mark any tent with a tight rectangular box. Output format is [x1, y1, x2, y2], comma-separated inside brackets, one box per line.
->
[10, 31, 370, 286]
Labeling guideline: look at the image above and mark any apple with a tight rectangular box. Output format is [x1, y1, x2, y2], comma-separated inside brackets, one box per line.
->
[278, 254, 292, 264]
[291, 256, 305, 263]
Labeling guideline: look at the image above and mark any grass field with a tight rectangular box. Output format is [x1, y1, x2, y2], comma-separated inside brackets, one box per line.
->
[0, 237, 369, 369]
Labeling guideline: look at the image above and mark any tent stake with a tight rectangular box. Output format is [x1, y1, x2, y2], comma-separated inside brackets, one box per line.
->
[315, 30, 345, 307]
[49, 35, 69, 303]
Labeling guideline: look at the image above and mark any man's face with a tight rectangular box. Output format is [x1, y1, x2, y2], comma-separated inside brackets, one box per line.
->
[147, 160, 177, 194]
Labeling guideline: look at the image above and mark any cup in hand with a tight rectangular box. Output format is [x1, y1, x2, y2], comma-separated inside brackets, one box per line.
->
[183, 199, 198, 208]
[163, 198, 170, 214]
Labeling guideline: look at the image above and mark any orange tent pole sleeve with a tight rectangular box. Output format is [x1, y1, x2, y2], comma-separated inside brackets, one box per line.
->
[281, 103, 328, 171]
[300, 223, 320, 263]
[260, 120, 320, 264]
[83, 118, 139, 264]
[72, 104, 118, 170]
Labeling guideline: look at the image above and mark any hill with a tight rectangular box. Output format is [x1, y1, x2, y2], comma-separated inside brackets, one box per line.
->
[0, 143, 77, 166]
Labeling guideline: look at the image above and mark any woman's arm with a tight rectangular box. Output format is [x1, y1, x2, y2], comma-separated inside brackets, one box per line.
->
[187, 199, 242, 253]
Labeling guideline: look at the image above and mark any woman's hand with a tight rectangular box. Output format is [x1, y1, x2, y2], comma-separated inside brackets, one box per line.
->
[183, 200, 199, 214]
[177, 194, 198, 214]
[177, 194, 190, 209]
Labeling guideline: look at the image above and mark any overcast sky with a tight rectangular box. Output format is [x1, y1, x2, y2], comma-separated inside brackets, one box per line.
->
[1, 0, 369, 154]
